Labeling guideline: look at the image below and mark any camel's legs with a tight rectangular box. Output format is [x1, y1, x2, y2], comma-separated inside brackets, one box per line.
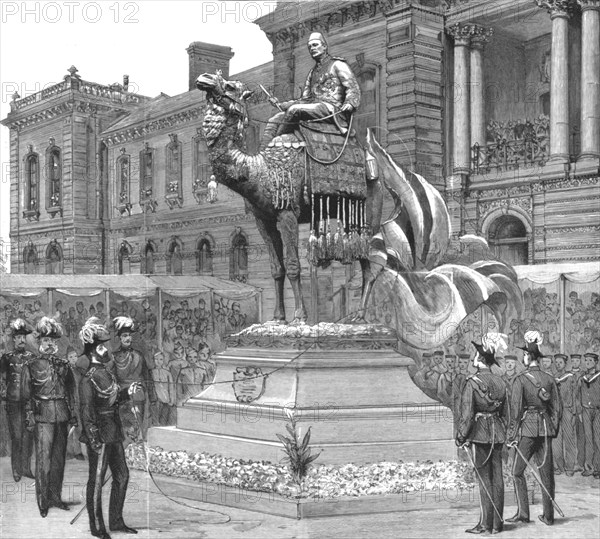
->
[254, 215, 287, 322]
[276, 209, 308, 324]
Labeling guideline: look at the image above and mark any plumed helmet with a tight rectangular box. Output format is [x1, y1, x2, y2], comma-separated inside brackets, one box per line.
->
[518, 329, 544, 360]
[471, 332, 508, 367]
[10, 318, 33, 336]
[79, 316, 111, 355]
[36, 316, 63, 339]
[113, 316, 136, 336]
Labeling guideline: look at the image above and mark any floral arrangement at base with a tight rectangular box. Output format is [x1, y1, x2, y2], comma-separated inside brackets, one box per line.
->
[125, 443, 537, 500]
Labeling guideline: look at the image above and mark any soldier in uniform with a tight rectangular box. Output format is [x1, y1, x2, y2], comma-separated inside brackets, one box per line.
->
[21, 317, 77, 517]
[570, 353, 586, 471]
[506, 330, 562, 526]
[0, 318, 35, 481]
[578, 352, 600, 478]
[437, 354, 456, 409]
[78, 317, 139, 538]
[456, 335, 508, 535]
[261, 31, 361, 146]
[552, 353, 577, 476]
[112, 316, 156, 440]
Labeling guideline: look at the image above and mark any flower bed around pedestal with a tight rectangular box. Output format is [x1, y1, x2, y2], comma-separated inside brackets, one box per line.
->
[125, 443, 536, 501]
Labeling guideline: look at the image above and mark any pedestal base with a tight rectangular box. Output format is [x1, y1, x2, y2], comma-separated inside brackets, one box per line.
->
[150, 325, 455, 465]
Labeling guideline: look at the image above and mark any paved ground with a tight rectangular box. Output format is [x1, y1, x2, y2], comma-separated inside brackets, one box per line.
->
[1, 456, 598, 539]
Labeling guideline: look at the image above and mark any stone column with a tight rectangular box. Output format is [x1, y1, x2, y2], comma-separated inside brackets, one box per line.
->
[536, 1, 574, 163]
[578, 0, 600, 160]
[470, 27, 493, 150]
[447, 23, 472, 174]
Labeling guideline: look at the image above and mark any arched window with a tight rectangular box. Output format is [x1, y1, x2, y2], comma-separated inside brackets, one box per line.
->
[23, 146, 40, 220]
[192, 129, 211, 203]
[351, 56, 380, 144]
[166, 237, 183, 275]
[196, 236, 214, 275]
[116, 148, 131, 214]
[45, 240, 63, 274]
[139, 143, 155, 211]
[488, 215, 529, 265]
[165, 134, 183, 209]
[118, 241, 132, 275]
[142, 240, 156, 275]
[23, 243, 38, 274]
[229, 228, 248, 282]
[46, 139, 62, 213]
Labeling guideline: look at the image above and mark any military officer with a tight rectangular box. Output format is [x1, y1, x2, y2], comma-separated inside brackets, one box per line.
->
[552, 353, 577, 476]
[261, 32, 361, 146]
[578, 352, 600, 478]
[21, 316, 77, 517]
[506, 330, 562, 526]
[79, 317, 139, 538]
[456, 335, 508, 535]
[570, 353, 586, 471]
[112, 316, 155, 440]
[0, 318, 35, 481]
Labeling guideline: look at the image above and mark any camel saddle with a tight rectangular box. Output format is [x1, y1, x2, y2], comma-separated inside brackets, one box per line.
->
[298, 122, 367, 200]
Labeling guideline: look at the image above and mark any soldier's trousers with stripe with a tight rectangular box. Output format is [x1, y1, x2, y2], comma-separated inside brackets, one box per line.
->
[512, 436, 555, 522]
[86, 442, 130, 534]
[472, 443, 504, 531]
[553, 408, 577, 472]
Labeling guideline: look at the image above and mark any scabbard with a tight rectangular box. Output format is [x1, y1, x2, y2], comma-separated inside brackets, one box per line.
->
[93, 444, 106, 530]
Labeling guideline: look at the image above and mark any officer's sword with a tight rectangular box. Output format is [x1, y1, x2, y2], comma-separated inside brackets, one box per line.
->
[512, 443, 565, 517]
[462, 445, 504, 523]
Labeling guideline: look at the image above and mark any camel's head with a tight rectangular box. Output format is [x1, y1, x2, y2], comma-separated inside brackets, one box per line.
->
[196, 71, 254, 146]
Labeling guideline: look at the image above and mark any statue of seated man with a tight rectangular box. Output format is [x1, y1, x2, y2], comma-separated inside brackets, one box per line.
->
[261, 32, 361, 149]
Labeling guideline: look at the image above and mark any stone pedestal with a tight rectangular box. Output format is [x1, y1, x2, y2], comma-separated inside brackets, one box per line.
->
[150, 325, 455, 465]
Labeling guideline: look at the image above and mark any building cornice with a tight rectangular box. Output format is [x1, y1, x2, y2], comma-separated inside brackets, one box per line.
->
[101, 106, 206, 146]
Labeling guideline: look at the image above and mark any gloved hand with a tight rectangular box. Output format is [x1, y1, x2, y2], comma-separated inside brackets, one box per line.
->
[456, 435, 469, 448]
[507, 440, 518, 448]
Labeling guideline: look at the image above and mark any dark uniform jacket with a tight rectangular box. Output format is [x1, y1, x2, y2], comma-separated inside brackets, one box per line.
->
[555, 371, 579, 412]
[507, 366, 562, 441]
[112, 347, 155, 404]
[79, 363, 131, 446]
[457, 370, 508, 444]
[21, 354, 76, 423]
[578, 370, 600, 410]
[1, 349, 35, 401]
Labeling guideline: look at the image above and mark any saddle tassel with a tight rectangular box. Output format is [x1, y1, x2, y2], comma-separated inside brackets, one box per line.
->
[308, 193, 318, 266]
[334, 196, 344, 261]
[317, 195, 325, 261]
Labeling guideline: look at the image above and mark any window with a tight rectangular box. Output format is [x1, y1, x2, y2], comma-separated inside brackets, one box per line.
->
[23, 243, 37, 274]
[116, 148, 131, 214]
[192, 130, 211, 202]
[46, 139, 62, 212]
[23, 146, 40, 219]
[165, 134, 183, 209]
[139, 143, 154, 202]
[166, 237, 183, 275]
[118, 241, 132, 274]
[488, 215, 529, 266]
[196, 237, 214, 275]
[352, 57, 379, 144]
[229, 228, 248, 282]
[45, 240, 63, 274]
[142, 241, 156, 274]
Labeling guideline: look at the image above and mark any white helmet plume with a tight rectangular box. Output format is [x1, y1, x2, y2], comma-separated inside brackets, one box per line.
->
[481, 332, 508, 355]
[524, 329, 543, 346]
